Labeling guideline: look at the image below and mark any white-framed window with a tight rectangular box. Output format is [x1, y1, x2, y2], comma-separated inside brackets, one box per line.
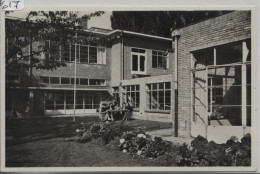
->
[191, 40, 251, 126]
[152, 50, 169, 69]
[131, 48, 146, 74]
[62, 44, 106, 64]
[40, 76, 101, 86]
[123, 85, 140, 109]
[146, 82, 171, 111]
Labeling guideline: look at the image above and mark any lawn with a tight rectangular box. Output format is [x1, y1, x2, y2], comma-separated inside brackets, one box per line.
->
[5, 116, 172, 167]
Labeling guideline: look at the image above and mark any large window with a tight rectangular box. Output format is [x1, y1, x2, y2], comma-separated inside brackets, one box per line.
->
[45, 91, 101, 110]
[152, 50, 169, 69]
[40, 76, 105, 86]
[146, 82, 171, 111]
[131, 48, 146, 74]
[192, 40, 251, 126]
[61, 44, 106, 64]
[124, 85, 140, 109]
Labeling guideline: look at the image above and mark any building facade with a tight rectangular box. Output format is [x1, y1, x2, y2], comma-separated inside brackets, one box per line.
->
[6, 11, 252, 143]
[6, 25, 174, 123]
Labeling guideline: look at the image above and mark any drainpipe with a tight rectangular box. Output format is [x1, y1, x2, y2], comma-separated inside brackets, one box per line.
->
[172, 29, 180, 137]
[119, 31, 124, 106]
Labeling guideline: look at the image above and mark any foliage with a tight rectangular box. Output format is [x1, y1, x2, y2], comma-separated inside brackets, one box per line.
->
[5, 11, 104, 72]
[111, 11, 232, 37]
[178, 134, 251, 166]
[75, 121, 251, 166]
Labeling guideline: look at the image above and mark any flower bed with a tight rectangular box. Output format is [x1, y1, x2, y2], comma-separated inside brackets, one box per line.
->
[74, 122, 251, 166]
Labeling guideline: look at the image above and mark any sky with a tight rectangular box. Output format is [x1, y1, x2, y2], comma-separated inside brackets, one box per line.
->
[7, 11, 113, 29]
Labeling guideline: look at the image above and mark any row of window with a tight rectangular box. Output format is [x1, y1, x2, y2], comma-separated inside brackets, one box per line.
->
[45, 92, 101, 110]
[61, 44, 106, 64]
[113, 82, 171, 111]
[40, 76, 106, 86]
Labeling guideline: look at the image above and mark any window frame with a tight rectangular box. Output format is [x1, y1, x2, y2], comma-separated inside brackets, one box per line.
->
[131, 48, 147, 75]
[146, 82, 171, 112]
[62, 43, 106, 65]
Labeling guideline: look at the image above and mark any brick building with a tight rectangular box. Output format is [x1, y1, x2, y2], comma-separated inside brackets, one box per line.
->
[171, 10, 252, 143]
[5, 10, 252, 143]
[6, 24, 174, 123]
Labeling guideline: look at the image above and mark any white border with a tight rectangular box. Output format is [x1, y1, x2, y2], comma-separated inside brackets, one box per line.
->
[0, 4, 258, 173]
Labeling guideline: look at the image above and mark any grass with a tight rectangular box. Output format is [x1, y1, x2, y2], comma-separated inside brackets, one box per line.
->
[6, 116, 172, 167]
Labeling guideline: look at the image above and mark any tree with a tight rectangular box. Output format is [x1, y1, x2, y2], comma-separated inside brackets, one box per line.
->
[110, 11, 232, 37]
[5, 11, 104, 72]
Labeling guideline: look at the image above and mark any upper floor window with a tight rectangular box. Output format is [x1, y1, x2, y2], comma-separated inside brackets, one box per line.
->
[152, 50, 169, 69]
[131, 48, 146, 74]
[61, 44, 106, 65]
[40, 76, 105, 86]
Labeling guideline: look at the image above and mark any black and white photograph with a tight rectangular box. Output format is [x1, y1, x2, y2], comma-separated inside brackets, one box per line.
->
[0, 5, 257, 172]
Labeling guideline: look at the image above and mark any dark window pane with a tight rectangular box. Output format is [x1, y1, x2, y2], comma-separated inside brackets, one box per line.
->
[80, 78, 88, 85]
[152, 55, 157, 68]
[71, 78, 80, 85]
[140, 56, 145, 71]
[80, 45, 88, 63]
[165, 82, 171, 89]
[50, 77, 59, 84]
[61, 77, 70, 84]
[40, 76, 49, 84]
[159, 83, 164, 89]
[132, 55, 138, 71]
[157, 56, 163, 68]
[131, 48, 138, 52]
[139, 49, 146, 53]
[89, 46, 97, 63]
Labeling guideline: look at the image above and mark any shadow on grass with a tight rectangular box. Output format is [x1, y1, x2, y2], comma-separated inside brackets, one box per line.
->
[6, 116, 172, 146]
[6, 116, 99, 146]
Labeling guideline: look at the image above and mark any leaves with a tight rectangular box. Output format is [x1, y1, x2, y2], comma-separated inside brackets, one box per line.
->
[111, 11, 232, 37]
[6, 11, 104, 72]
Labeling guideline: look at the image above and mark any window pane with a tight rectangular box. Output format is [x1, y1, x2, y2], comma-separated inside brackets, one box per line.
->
[61, 77, 70, 84]
[80, 45, 88, 63]
[151, 91, 158, 109]
[80, 78, 88, 85]
[159, 83, 164, 89]
[165, 82, 171, 89]
[89, 46, 97, 63]
[165, 91, 171, 110]
[89, 79, 105, 86]
[152, 83, 157, 90]
[216, 42, 242, 65]
[159, 91, 164, 110]
[132, 54, 138, 71]
[132, 48, 138, 52]
[140, 55, 145, 71]
[40, 76, 49, 84]
[50, 77, 59, 84]
[139, 49, 146, 53]
[71, 78, 80, 85]
[152, 55, 158, 68]
[97, 47, 106, 64]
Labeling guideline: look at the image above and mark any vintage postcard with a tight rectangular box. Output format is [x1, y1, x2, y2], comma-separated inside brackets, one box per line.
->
[0, 5, 257, 172]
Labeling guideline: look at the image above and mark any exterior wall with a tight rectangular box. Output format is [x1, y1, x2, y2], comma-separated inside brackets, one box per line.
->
[110, 41, 122, 87]
[121, 74, 173, 122]
[123, 34, 173, 80]
[174, 11, 251, 138]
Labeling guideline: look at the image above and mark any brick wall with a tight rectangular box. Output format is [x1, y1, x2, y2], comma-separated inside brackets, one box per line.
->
[174, 11, 251, 137]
